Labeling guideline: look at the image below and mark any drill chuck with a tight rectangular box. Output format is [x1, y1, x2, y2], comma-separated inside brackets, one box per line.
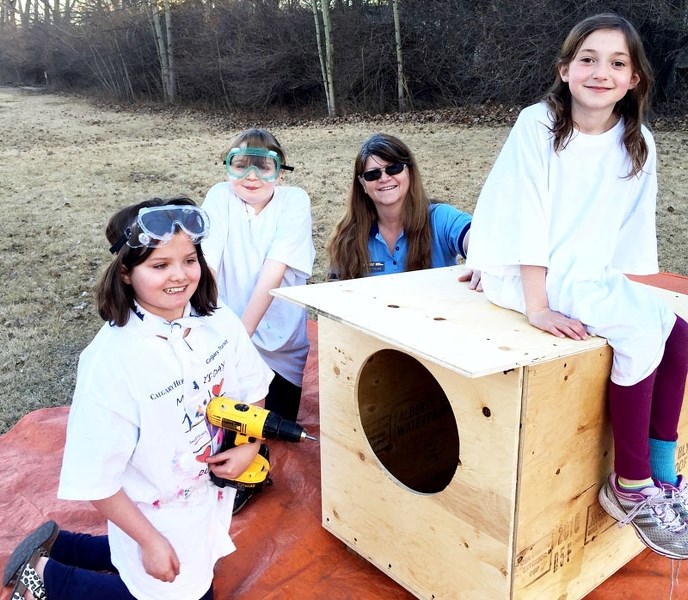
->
[263, 411, 313, 443]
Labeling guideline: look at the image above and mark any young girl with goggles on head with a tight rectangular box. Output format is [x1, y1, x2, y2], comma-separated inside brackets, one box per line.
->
[202, 129, 315, 450]
[4, 197, 273, 600]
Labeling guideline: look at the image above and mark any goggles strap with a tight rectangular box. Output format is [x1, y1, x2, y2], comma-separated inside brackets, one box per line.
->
[109, 227, 131, 254]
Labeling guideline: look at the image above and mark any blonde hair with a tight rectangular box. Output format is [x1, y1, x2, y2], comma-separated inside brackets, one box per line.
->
[220, 128, 286, 165]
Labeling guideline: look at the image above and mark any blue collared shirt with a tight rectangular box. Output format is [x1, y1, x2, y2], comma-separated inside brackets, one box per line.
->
[366, 203, 471, 276]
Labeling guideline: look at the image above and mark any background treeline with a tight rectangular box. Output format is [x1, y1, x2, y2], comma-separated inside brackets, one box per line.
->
[1, 0, 687, 117]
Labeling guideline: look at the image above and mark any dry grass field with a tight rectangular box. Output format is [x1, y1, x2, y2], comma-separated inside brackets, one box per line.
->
[1, 86, 687, 433]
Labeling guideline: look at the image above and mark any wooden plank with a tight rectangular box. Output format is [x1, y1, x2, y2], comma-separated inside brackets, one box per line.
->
[275, 267, 688, 378]
[275, 267, 605, 378]
[511, 348, 647, 599]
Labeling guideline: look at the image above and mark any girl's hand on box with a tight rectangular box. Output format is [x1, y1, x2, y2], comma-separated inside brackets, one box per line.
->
[458, 268, 482, 291]
[528, 308, 587, 340]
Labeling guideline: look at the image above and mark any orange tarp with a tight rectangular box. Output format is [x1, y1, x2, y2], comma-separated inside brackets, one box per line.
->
[1, 273, 688, 600]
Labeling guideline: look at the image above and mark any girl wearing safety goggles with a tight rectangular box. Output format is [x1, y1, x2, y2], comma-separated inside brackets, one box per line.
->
[327, 132, 479, 289]
[6, 197, 273, 600]
[202, 129, 315, 461]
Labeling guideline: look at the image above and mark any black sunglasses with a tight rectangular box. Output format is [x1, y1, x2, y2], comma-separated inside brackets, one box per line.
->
[360, 162, 406, 182]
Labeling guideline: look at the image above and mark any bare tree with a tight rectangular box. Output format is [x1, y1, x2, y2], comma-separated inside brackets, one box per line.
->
[148, 0, 176, 103]
[2, 0, 688, 115]
[322, 0, 335, 115]
[391, 0, 407, 111]
[311, 0, 335, 116]
[1, 0, 13, 26]
[310, 0, 330, 112]
[162, 0, 175, 101]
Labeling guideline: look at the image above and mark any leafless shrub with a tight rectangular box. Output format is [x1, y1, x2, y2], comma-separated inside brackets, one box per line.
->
[1, 0, 686, 115]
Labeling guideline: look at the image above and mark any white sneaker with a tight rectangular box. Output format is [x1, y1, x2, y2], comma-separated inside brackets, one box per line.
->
[599, 473, 688, 559]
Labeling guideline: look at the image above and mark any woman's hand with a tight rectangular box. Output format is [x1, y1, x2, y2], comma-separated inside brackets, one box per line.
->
[458, 268, 483, 291]
[206, 440, 261, 481]
[527, 308, 588, 340]
[140, 533, 180, 583]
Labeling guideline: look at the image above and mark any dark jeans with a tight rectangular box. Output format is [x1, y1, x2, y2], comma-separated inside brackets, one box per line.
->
[265, 371, 303, 422]
[43, 531, 213, 600]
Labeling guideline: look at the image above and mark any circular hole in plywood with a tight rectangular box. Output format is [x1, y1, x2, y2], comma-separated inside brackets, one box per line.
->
[358, 349, 459, 493]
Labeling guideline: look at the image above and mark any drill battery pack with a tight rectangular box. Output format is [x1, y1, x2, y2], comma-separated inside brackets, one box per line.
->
[210, 441, 273, 492]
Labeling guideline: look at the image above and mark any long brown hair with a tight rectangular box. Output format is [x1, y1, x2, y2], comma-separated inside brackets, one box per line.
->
[544, 13, 653, 177]
[96, 196, 217, 326]
[327, 133, 432, 280]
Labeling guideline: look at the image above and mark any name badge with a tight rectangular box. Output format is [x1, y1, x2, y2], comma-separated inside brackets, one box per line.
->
[368, 261, 385, 273]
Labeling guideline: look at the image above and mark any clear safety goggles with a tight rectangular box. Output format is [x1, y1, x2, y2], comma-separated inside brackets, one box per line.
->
[224, 147, 294, 182]
[109, 205, 210, 254]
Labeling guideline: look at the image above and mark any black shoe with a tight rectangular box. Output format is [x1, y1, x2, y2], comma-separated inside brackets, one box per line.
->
[3, 521, 59, 586]
[232, 485, 256, 515]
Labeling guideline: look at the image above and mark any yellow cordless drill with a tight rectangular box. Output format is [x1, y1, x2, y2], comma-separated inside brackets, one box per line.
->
[205, 396, 317, 490]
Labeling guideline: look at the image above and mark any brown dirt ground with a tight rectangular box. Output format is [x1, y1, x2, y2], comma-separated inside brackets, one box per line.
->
[0, 87, 686, 433]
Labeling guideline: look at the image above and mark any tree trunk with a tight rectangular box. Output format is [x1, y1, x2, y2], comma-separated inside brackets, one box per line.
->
[150, 4, 169, 101]
[320, 0, 335, 116]
[149, 0, 175, 104]
[392, 0, 407, 112]
[310, 0, 331, 114]
[21, 0, 29, 25]
[162, 0, 176, 103]
[63, 0, 76, 24]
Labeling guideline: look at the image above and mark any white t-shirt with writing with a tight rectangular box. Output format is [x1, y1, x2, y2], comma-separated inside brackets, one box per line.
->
[203, 184, 315, 386]
[59, 302, 273, 600]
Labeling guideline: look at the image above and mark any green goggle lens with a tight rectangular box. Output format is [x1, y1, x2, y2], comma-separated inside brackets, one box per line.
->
[224, 147, 293, 182]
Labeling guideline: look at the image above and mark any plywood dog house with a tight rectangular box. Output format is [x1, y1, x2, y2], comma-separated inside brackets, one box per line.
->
[274, 266, 688, 599]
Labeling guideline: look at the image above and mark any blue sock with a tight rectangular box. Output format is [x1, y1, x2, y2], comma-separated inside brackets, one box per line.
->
[649, 438, 678, 486]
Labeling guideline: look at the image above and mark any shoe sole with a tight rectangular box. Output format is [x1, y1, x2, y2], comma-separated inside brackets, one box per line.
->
[2, 521, 58, 586]
[598, 485, 688, 560]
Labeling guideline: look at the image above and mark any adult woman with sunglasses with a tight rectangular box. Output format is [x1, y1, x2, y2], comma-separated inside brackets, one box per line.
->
[327, 133, 479, 286]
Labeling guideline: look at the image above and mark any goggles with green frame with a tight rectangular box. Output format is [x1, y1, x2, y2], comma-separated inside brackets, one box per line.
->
[224, 147, 294, 182]
[109, 205, 210, 254]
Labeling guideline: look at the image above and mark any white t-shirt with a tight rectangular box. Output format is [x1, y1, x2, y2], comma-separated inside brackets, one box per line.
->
[59, 302, 273, 600]
[467, 102, 675, 385]
[202, 183, 315, 386]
